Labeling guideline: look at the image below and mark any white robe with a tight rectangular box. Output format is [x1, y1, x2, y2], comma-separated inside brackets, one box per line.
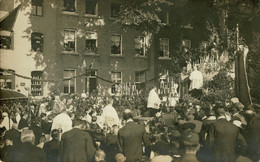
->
[102, 104, 120, 128]
[51, 113, 72, 134]
[189, 70, 203, 90]
[147, 89, 161, 109]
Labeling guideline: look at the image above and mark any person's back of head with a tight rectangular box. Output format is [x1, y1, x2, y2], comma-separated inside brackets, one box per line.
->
[115, 153, 126, 162]
[213, 102, 226, 117]
[123, 109, 133, 121]
[21, 129, 35, 145]
[72, 118, 83, 128]
[95, 149, 106, 162]
[51, 129, 59, 140]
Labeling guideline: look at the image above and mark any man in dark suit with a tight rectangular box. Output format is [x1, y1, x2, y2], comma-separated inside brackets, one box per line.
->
[6, 129, 46, 162]
[59, 118, 96, 162]
[43, 129, 59, 162]
[246, 104, 260, 161]
[118, 109, 151, 162]
[208, 103, 247, 162]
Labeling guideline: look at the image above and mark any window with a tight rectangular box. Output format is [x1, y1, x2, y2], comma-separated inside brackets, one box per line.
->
[135, 36, 145, 56]
[182, 39, 191, 49]
[63, 0, 76, 12]
[159, 11, 169, 24]
[31, 71, 43, 96]
[32, 0, 43, 16]
[0, 35, 12, 49]
[135, 71, 145, 83]
[63, 69, 76, 94]
[64, 30, 76, 52]
[159, 38, 169, 58]
[111, 34, 122, 55]
[85, 31, 97, 54]
[31, 32, 44, 52]
[0, 70, 15, 89]
[111, 3, 120, 18]
[85, 0, 98, 15]
[111, 71, 122, 84]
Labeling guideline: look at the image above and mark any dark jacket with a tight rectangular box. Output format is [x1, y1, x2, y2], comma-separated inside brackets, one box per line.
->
[43, 139, 59, 162]
[6, 142, 46, 162]
[118, 121, 151, 162]
[208, 118, 247, 162]
[59, 128, 96, 162]
[245, 114, 260, 161]
[18, 118, 29, 130]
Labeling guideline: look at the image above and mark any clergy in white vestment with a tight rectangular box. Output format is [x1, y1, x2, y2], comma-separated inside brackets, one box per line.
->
[147, 86, 161, 117]
[189, 65, 203, 90]
[101, 98, 120, 128]
[51, 109, 72, 134]
[0, 112, 13, 130]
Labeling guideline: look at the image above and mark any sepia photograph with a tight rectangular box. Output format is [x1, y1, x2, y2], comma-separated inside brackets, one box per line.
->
[0, 0, 260, 161]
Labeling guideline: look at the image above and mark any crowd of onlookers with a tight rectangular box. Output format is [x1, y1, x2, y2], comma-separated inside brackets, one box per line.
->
[0, 92, 260, 162]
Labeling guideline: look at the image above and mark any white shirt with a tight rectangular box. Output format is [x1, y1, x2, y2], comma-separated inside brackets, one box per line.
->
[102, 104, 120, 128]
[51, 113, 72, 134]
[147, 89, 161, 109]
[189, 70, 203, 90]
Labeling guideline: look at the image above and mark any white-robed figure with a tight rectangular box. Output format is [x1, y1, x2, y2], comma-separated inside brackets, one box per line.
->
[147, 86, 161, 117]
[51, 109, 72, 134]
[0, 112, 13, 130]
[101, 98, 120, 128]
[189, 65, 203, 90]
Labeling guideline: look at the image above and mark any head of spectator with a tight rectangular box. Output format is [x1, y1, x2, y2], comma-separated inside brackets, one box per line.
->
[115, 153, 126, 162]
[182, 131, 200, 154]
[21, 129, 35, 145]
[111, 124, 119, 135]
[152, 140, 170, 156]
[51, 129, 59, 140]
[107, 98, 114, 105]
[72, 118, 83, 129]
[95, 149, 106, 162]
[2, 112, 8, 118]
[213, 102, 226, 117]
[123, 109, 133, 121]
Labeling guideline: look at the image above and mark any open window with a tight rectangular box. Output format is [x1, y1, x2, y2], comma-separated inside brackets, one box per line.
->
[31, 32, 44, 52]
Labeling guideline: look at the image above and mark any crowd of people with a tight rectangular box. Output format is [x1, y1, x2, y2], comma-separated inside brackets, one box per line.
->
[0, 88, 260, 162]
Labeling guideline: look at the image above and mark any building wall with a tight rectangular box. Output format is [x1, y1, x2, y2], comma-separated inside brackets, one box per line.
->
[31, 0, 155, 95]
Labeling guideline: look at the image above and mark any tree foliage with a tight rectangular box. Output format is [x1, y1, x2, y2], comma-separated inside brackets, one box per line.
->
[114, 0, 173, 33]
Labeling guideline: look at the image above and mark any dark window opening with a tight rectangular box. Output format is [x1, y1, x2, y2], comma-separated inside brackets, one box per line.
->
[111, 3, 120, 18]
[0, 36, 12, 49]
[63, 0, 76, 12]
[85, 0, 98, 15]
[31, 32, 44, 52]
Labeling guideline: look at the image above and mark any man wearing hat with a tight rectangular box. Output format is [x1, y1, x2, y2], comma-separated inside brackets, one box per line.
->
[208, 102, 247, 162]
[180, 131, 200, 162]
[246, 103, 260, 161]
